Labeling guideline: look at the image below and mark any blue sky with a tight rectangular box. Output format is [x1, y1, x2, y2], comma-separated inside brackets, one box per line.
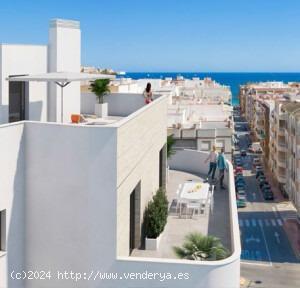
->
[1, 0, 300, 72]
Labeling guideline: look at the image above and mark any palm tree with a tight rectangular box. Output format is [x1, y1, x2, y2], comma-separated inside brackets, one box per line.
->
[90, 79, 110, 104]
[173, 232, 229, 261]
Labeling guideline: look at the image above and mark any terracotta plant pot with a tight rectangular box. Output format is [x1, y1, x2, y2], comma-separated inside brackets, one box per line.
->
[71, 114, 80, 123]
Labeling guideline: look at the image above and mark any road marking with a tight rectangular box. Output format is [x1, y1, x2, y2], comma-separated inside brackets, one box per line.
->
[264, 219, 270, 226]
[245, 235, 260, 243]
[271, 219, 277, 227]
[274, 232, 281, 244]
[259, 224, 273, 266]
[276, 219, 283, 226]
[245, 219, 250, 227]
[239, 219, 244, 227]
[241, 261, 272, 267]
[252, 219, 257, 226]
[258, 219, 263, 227]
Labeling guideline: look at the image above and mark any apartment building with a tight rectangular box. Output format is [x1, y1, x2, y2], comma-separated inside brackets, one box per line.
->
[239, 83, 300, 214]
[239, 82, 294, 121]
[168, 102, 233, 159]
[0, 19, 241, 288]
[282, 103, 300, 214]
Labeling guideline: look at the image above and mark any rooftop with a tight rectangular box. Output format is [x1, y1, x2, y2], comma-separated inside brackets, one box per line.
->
[132, 169, 232, 259]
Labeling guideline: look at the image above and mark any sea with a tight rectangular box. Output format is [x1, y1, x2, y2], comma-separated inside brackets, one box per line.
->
[124, 72, 300, 105]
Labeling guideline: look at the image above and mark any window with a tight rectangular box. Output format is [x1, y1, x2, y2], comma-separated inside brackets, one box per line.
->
[216, 140, 225, 150]
[200, 141, 211, 151]
[0, 210, 6, 252]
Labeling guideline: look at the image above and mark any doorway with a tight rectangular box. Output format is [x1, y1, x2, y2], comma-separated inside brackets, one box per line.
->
[9, 81, 26, 122]
[129, 182, 141, 253]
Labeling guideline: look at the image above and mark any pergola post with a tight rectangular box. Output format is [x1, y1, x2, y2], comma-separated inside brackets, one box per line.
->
[55, 81, 70, 123]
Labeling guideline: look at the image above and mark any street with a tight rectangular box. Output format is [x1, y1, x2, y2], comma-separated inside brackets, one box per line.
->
[234, 112, 300, 287]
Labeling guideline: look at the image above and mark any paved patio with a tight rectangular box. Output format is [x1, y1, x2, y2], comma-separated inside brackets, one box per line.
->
[131, 169, 232, 259]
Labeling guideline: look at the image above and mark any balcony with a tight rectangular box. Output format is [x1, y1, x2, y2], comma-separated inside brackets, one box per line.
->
[278, 127, 285, 136]
[277, 156, 287, 168]
[130, 149, 241, 288]
[277, 172, 287, 184]
[277, 141, 287, 152]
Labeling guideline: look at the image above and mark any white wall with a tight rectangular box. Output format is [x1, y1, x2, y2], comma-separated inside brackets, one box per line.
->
[0, 122, 26, 288]
[0, 44, 48, 123]
[81, 92, 154, 117]
[48, 19, 81, 122]
[116, 96, 168, 257]
[24, 122, 118, 288]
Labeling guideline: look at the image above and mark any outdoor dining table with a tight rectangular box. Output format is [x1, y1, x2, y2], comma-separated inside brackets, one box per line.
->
[178, 181, 210, 217]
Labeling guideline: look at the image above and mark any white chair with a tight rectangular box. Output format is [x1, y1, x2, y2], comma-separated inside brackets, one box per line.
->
[187, 201, 201, 218]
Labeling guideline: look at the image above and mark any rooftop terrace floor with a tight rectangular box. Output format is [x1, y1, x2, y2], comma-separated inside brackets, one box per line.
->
[131, 169, 231, 259]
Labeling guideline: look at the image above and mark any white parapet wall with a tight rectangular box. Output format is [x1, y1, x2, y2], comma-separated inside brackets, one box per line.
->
[81, 92, 160, 116]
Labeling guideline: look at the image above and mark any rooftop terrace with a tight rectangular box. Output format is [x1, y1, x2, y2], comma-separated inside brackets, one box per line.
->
[131, 169, 231, 259]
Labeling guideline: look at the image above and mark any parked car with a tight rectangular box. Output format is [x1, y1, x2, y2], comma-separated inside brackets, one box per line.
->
[261, 183, 271, 190]
[261, 183, 271, 191]
[256, 148, 263, 154]
[256, 171, 264, 178]
[253, 158, 261, 167]
[263, 190, 274, 200]
[235, 166, 243, 174]
[237, 193, 246, 201]
[236, 182, 246, 189]
[237, 189, 246, 197]
[258, 175, 266, 183]
[235, 178, 246, 185]
[237, 199, 247, 208]
[255, 166, 263, 172]
[241, 150, 247, 157]
[259, 181, 269, 189]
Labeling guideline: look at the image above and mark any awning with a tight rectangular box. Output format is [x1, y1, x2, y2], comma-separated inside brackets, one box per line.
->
[7, 71, 115, 82]
[8, 72, 115, 122]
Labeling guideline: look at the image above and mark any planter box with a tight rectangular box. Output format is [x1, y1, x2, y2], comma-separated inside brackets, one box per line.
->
[145, 234, 162, 251]
[95, 103, 108, 118]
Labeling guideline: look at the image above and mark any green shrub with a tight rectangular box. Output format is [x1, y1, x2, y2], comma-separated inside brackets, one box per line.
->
[144, 188, 168, 239]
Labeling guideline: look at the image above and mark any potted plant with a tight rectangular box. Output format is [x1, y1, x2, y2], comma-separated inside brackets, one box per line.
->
[143, 188, 168, 250]
[90, 79, 110, 118]
[173, 232, 229, 261]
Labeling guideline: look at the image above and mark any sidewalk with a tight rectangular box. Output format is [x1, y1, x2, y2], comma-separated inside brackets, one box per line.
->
[283, 219, 300, 260]
[262, 162, 285, 203]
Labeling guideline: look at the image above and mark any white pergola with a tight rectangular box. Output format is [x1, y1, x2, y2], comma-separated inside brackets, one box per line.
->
[8, 71, 115, 122]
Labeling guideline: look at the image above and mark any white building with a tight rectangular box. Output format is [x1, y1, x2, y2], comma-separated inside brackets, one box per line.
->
[0, 19, 240, 288]
[168, 103, 233, 159]
[0, 19, 81, 124]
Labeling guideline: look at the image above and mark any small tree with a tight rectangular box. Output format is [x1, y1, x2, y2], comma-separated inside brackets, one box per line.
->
[173, 232, 229, 261]
[90, 79, 110, 104]
[167, 135, 176, 158]
[143, 188, 168, 239]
